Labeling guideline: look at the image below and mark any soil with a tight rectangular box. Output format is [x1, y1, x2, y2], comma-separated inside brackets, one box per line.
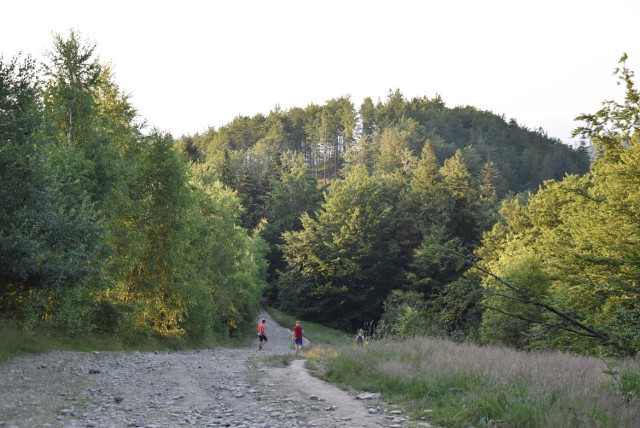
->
[0, 312, 420, 428]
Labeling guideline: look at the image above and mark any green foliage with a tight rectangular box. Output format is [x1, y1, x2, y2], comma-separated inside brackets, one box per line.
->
[0, 32, 267, 345]
[383, 276, 483, 340]
[262, 151, 323, 294]
[479, 252, 551, 348]
[179, 290, 219, 344]
[91, 300, 123, 335]
[475, 56, 640, 355]
[573, 53, 639, 163]
[406, 229, 466, 294]
[371, 126, 417, 175]
[177, 170, 267, 341]
[280, 165, 403, 329]
[42, 30, 101, 147]
[0, 55, 44, 295]
[0, 54, 42, 141]
[1, 31, 599, 353]
[382, 290, 430, 337]
[1, 52, 105, 334]
[49, 286, 96, 336]
[184, 83, 589, 343]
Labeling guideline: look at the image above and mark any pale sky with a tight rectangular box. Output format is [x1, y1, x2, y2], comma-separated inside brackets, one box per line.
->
[3, 0, 639, 144]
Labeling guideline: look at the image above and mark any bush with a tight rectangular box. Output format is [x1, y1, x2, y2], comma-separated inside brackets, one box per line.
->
[92, 299, 124, 335]
[115, 305, 154, 345]
[50, 286, 95, 336]
[181, 296, 217, 344]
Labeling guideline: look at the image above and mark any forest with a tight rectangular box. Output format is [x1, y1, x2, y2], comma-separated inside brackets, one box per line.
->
[2, 31, 638, 356]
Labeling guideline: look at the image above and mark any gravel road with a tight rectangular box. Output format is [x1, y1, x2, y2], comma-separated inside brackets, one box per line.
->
[0, 313, 417, 428]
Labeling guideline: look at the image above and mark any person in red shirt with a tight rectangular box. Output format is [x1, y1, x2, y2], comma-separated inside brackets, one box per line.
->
[291, 320, 304, 353]
[257, 319, 267, 351]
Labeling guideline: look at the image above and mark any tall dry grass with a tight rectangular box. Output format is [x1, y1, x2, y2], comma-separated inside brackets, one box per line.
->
[314, 336, 640, 427]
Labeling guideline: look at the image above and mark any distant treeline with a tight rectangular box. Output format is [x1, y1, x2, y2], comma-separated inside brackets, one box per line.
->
[3, 32, 638, 355]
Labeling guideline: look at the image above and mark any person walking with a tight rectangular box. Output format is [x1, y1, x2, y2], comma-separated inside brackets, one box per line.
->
[291, 320, 304, 353]
[257, 319, 267, 351]
[355, 328, 365, 347]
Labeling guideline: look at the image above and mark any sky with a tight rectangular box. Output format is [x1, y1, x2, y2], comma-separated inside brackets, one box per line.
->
[3, 0, 640, 145]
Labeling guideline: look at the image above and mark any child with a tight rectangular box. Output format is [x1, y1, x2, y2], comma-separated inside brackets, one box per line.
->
[257, 319, 267, 351]
[355, 328, 365, 347]
[292, 320, 304, 353]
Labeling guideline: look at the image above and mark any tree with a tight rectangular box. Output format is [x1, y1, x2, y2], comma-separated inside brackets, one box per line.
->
[372, 126, 417, 176]
[440, 150, 481, 245]
[475, 58, 640, 354]
[1, 33, 272, 342]
[476, 161, 503, 232]
[573, 53, 639, 164]
[262, 152, 323, 288]
[42, 30, 101, 148]
[0, 53, 43, 232]
[181, 166, 267, 340]
[402, 141, 454, 275]
[0, 52, 106, 333]
[0, 54, 46, 297]
[376, 89, 407, 129]
[385, 143, 483, 340]
[280, 165, 402, 328]
[359, 97, 375, 142]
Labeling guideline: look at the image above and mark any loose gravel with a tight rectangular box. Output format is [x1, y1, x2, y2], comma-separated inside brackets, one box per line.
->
[0, 313, 418, 428]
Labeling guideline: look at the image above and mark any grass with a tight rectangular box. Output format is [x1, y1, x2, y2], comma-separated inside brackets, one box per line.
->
[304, 336, 640, 428]
[0, 321, 256, 363]
[268, 307, 353, 347]
[268, 312, 640, 428]
[0, 324, 131, 362]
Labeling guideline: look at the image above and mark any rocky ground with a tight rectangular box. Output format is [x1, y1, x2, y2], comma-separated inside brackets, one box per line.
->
[0, 313, 427, 428]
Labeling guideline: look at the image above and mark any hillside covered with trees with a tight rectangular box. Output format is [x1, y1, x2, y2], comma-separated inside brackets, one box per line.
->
[5, 32, 639, 356]
[177, 64, 593, 346]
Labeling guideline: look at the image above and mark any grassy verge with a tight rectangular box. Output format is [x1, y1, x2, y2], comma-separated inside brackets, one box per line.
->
[305, 335, 640, 428]
[0, 321, 256, 363]
[267, 311, 640, 428]
[0, 324, 125, 362]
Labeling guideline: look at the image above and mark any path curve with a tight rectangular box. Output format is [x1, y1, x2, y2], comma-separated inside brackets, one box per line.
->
[251, 312, 405, 427]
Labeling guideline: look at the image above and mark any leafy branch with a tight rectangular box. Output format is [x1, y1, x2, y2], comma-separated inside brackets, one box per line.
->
[472, 263, 613, 343]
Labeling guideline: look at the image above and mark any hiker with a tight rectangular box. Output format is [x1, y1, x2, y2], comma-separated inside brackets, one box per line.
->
[356, 328, 365, 347]
[257, 319, 267, 351]
[291, 320, 304, 353]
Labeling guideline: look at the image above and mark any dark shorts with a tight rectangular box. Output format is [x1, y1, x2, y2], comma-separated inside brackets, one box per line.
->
[258, 333, 267, 342]
[294, 337, 303, 345]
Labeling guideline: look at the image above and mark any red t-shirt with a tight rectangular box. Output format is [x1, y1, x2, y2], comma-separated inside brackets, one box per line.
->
[258, 323, 265, 334]
[292, 324, 303, 339]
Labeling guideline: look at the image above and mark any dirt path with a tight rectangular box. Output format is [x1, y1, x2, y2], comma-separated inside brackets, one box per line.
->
[0, 312, 412, 427]
[260, 359, 397, 427]
[251, 312, 407, 427]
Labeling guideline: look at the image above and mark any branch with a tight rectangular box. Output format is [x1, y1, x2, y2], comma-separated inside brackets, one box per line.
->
[485, 289, 531, 304]
[473, 263, 531, 298]
[472, 262, 610, 343]
[482, 305, 544, 326]
[482, 305, 603, 340]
